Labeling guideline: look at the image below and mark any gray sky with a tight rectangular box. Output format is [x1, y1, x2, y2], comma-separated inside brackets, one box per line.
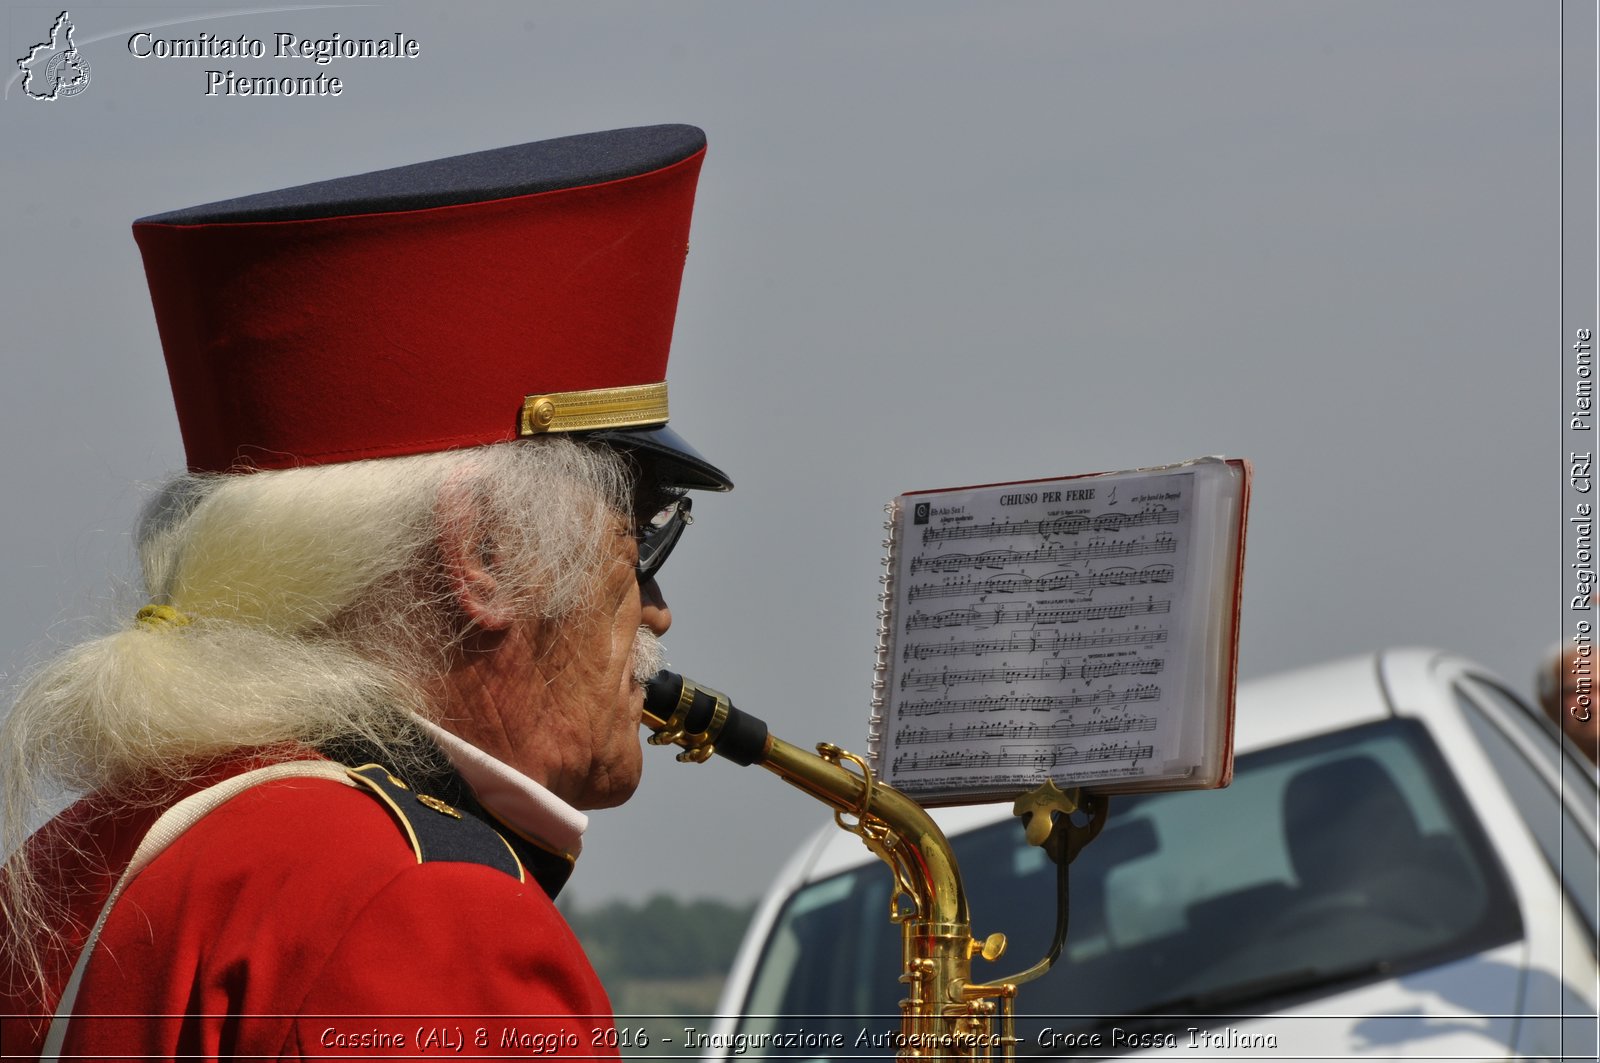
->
[1, 1, 1585, 906]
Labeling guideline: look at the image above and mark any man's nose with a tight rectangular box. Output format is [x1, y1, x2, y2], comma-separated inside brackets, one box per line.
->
[640, 578, 672, 635]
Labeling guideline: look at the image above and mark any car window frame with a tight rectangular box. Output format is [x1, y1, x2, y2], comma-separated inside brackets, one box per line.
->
[1454, 674, 1599, 952]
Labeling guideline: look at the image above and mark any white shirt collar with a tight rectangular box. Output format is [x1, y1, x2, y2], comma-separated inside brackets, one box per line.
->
[411, 716, 588, 860]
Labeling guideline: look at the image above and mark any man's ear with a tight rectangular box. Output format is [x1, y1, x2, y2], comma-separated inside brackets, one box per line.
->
[435, 480, 517, 631]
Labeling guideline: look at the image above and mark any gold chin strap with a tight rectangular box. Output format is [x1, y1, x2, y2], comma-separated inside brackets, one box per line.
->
[135, 604, 191, 629]
[519, 381, 669, 436]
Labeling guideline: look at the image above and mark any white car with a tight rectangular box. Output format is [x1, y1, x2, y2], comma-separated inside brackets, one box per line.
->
[711, 650, 1599, 1059]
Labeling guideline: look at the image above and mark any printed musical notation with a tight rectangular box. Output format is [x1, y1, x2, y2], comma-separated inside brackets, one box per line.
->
[895, 683, 1164, 718]
[895, 714, 1157, 745]
[919, 506, 1179, 546]
[908, 535, 1176, 575]
[899, 655, 1165, 691]
[879, 469, 1203, 795]
[902, 626, 1166, 662]
[891, 742, 1156, 774]
[907, 564, 1176, 603]
[904, 597, 1172, 632]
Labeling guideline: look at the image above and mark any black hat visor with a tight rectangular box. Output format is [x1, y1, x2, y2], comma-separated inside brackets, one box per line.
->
[588, 424, 733, 492]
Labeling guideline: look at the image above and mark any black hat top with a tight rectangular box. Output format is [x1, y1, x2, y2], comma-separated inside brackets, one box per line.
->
[139, 124, 708, 226]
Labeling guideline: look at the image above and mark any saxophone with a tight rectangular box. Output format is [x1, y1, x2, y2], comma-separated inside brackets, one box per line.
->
[642, 672, 1107, 1063]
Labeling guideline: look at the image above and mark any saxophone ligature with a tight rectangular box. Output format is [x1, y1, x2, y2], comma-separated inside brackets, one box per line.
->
[642, 672, 1108, 1062]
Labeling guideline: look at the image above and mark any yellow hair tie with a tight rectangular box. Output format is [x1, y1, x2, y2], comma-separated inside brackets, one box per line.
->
[135, 604, 191, 629]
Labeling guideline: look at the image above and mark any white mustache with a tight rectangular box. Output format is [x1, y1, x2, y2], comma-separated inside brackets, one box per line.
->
[633, 627, 666, 684]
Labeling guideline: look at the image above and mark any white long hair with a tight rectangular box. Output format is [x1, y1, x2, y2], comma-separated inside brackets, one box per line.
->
[1, 437, 633, 1001]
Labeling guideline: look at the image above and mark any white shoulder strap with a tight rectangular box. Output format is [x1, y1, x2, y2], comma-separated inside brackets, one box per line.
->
[40, 760, 354, 1062]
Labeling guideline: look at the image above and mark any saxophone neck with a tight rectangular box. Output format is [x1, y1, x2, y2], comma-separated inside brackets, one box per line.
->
[760, 733, 969, 928]
[641, 671, 969, 927]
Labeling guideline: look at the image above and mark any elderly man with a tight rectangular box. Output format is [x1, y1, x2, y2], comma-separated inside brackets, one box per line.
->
[0, 125, 730, 1058]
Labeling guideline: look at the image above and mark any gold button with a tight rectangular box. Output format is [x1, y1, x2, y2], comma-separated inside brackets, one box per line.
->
[417, 794, 462, 819]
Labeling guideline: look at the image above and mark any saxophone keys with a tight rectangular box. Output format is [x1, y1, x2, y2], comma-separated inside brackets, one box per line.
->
[676, 743, 715, 763]
[970, 932, 1007, 963]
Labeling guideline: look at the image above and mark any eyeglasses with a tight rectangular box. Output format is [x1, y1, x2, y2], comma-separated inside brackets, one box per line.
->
[635, 493, 692, 583]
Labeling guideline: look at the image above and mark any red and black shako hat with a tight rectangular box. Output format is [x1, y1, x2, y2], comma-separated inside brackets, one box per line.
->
[133, 124, 732, 491]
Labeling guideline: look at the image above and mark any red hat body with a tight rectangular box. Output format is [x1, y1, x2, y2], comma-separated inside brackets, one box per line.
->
[134, 130, 705, 473]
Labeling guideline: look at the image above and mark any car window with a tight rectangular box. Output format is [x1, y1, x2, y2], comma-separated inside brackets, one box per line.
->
[1461, 674, 1598, 783]
[1456, 682, 1599, 947]
[735, 718, 1521, 1049]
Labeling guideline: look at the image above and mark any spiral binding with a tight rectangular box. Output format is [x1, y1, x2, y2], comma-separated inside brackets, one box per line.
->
[867, 498, 902, 770]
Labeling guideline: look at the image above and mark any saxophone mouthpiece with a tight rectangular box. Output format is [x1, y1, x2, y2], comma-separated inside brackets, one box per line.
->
[642, 670, 770, 766]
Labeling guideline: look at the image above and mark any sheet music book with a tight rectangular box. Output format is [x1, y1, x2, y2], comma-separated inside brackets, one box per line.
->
[868, 458, 1251, 805]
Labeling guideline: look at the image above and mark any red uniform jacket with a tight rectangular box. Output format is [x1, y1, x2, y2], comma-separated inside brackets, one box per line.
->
[2, 759, 617, 1060]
